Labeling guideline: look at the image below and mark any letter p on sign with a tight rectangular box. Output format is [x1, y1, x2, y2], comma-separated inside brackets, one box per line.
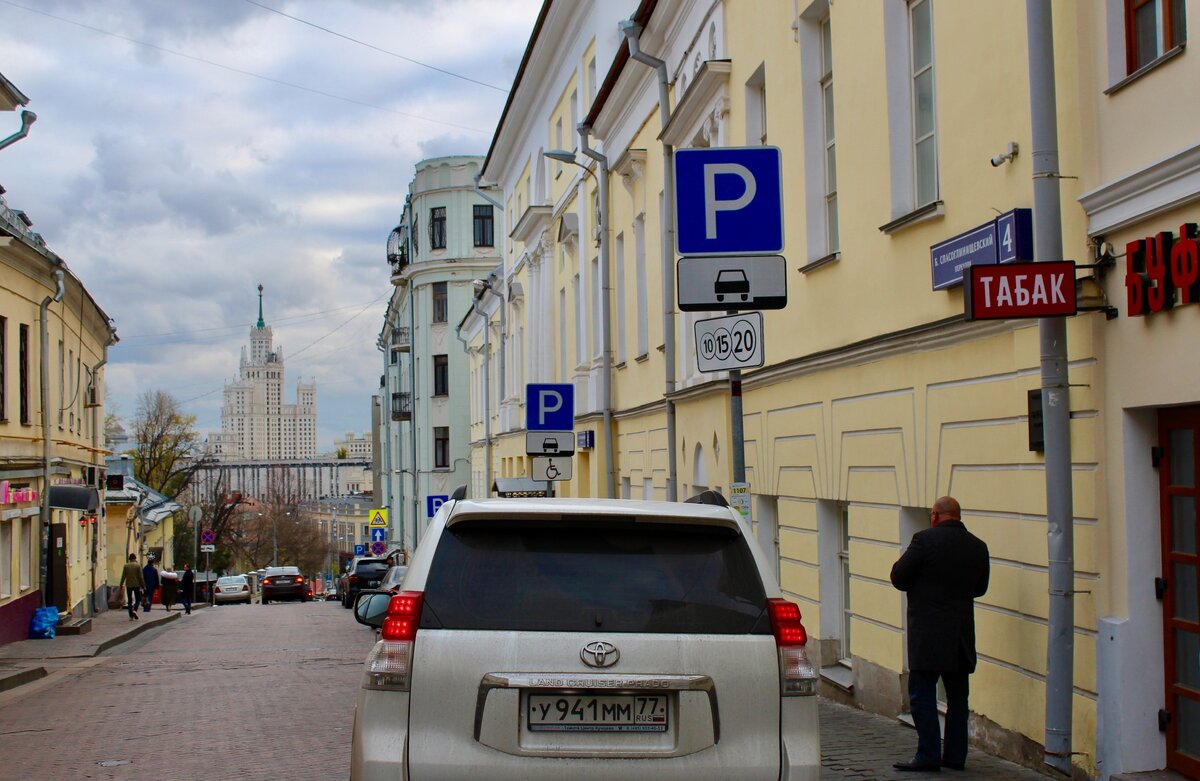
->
[526, 383, 574, 431]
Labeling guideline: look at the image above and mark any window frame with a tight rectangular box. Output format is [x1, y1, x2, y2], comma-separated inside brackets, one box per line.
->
[473, 204, 494, 247]
[19, 323, 30, 425]
[431, 281, 448, 324]
[433, 353, 449, 397]
[909, 0, 938, 208]
[433, 425, 450, 469]
[1125, 0, 1187, 73]
[820, 15, 839, 254]
[429, 206, 447, 250]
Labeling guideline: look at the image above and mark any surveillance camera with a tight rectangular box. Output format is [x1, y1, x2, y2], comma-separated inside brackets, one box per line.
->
[990, 142, 1019, 167]
[990, 154, 1006, 167]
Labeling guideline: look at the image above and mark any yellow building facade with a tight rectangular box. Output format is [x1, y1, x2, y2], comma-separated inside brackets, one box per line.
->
[460, 1, 1198, 778]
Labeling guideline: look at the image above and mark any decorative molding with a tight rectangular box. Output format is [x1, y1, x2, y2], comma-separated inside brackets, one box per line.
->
[1078, 141, 1200, 237]
[661, 59, 731, 147]
[510, 204, 551, 244]
[615, 148, 647, 193]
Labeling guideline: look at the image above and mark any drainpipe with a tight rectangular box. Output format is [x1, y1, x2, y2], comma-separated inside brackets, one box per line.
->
[473, 175, 507, 439]
[88, 329, 118, 615]
[39, 267, 65, 608]
[472, 284, 493, 495]
[1026, 1, 1075, 774]
[578, 124, 615, 498]
[0, 110, 36, 153]
[620, 18, 678, 500]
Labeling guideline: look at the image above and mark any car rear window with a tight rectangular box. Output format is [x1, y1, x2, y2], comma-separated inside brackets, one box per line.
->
[355, 561, 390, 576]
[421, 520, 770, 634]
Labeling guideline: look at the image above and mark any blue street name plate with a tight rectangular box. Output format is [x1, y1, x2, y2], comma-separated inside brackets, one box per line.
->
[930, 208, 1033, 291]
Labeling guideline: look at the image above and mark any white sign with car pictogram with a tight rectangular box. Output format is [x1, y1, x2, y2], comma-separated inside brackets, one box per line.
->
[694, 311, 764, 373]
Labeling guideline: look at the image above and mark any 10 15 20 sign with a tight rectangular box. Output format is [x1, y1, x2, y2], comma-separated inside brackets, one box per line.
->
[1125, 223, 1200, 316]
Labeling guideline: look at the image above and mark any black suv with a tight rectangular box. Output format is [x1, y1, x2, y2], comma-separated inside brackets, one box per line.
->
[341, 557, 389, 608]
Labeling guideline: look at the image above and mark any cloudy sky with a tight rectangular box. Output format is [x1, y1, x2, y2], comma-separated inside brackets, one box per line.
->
[0, 0, 541, 450]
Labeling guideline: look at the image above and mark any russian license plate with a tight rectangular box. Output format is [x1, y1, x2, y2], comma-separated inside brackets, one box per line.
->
[526, 693, 668, 732]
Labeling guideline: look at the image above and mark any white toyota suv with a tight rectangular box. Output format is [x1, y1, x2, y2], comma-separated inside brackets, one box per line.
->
[350, 494, 820, 780]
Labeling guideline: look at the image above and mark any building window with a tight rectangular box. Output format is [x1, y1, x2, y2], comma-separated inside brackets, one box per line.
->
[473, 204, 494, 247]
[19, 323, 30, 425]
[0, 316, 6, 421]
[429, 207, 447, 250]
[19, 517, 31, 590]
[821, 16, 839, 253]
[432, 281, 448, 324]
[1126, 0, 1187, 72]
[0, 520, 10, 598]
[433, 354, 448, 396]
[615, 232, 627, 364]
[838, 506, 852, 661]
[411, 220, 419, 255]
[635, 213, 648, 357]
[746, 63, 767, 146]
[910, 0, 938, 207]
[434, 426, 449, 469]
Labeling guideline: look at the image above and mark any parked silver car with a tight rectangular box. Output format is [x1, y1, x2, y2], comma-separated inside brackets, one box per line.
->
[214, 575, 252, 605]
[351, 495, 819, 780]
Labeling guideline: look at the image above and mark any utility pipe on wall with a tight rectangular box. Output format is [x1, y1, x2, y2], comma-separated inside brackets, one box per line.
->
[1026, 1, 1075, 774]
[88, 330, 117, 615]
[39, 267, 64, 608]
[620, 18, 679, 501]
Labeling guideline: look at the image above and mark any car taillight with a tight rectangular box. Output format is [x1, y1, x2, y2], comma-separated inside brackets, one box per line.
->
[362, 591, 423, 692]
[263, 577, 273, 585]
[768, 598, 818, 696]
[348, 574, 359, 586]
[241, 585, 249, 592]
[293, 577, 303, 583]
[381, 592, 422, 642]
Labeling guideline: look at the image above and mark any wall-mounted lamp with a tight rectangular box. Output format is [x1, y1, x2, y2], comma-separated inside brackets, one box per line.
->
[990, 141, 1019, 167]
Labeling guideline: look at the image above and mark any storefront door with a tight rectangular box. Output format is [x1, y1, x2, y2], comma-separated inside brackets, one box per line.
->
[1158, 407, 1200, 778]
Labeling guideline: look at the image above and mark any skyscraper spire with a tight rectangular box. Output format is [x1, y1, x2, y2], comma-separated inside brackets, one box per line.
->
[257, 284, 265, 329]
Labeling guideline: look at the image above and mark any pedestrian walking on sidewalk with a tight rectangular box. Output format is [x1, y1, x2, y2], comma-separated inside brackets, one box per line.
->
[180, 564, 195, 615]
[890, 495, 990, 773]
[160, 568, 179, 611]
[119, 553, 145, 621]
[142, 558, 160, 612]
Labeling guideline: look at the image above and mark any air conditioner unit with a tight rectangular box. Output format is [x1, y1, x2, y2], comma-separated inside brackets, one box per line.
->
[84, 385, 99, 408]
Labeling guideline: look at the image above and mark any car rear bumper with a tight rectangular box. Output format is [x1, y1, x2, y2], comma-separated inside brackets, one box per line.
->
[352, 689, 410, 781]
[263, 586, 306, 599]
[214, 592, 251, 603]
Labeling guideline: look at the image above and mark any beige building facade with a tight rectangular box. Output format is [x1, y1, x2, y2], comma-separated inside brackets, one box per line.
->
[0, 73, 117, 643]
[457, 1, 1199, 778]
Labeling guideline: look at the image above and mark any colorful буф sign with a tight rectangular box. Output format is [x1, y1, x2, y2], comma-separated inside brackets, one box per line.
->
[1125, 222, 1200, 316]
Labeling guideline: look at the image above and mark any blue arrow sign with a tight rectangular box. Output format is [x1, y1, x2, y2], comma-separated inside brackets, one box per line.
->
[370, 527, 386, 543]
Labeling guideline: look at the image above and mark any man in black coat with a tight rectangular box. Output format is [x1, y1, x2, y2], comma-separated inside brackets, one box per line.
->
[890, 495, 990, 772]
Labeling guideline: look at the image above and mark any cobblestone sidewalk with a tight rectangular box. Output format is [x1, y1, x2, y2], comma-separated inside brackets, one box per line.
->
[820, 699, 1053, 780]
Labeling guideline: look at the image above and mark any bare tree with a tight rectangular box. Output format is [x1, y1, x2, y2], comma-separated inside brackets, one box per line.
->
[131, 390, 206, 500]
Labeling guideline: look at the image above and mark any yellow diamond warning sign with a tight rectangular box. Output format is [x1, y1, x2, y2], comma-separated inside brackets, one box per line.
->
[369, 508, 388, 528]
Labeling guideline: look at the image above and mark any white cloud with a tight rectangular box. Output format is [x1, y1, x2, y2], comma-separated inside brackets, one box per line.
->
[0, 0, 541, 449]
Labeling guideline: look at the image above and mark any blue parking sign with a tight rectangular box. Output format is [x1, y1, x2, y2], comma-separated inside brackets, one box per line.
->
[526, 383, 574, 431]
[354, 544, 365, 557]
[675, 147, 784, 256]
[427, 494, 449, 518]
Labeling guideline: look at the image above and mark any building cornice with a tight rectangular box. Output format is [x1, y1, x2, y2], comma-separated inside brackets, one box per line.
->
[1079, 141, 1200, 236]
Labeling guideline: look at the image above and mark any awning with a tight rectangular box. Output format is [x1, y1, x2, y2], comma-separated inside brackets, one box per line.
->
[48, 485, 99, 512]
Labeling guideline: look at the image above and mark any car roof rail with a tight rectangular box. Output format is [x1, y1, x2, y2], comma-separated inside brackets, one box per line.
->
[450, 484, 467, 501]
[685, 489, 729, 507]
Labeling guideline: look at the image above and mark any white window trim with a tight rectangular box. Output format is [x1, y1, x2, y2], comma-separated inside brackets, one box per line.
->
[800, 0, 836, 262]
[909, 0, 938, 208]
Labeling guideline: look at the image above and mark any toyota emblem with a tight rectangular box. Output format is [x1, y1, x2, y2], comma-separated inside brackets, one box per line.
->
[581, 640, 620, 668]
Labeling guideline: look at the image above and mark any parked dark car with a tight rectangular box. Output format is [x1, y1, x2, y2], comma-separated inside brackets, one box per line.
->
[261, 566, 307, 604]
[341, 557, 389, 608]
[379, 564, 408, 593]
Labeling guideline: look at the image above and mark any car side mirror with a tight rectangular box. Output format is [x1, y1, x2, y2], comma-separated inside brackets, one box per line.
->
[354, 590, 392, 628]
